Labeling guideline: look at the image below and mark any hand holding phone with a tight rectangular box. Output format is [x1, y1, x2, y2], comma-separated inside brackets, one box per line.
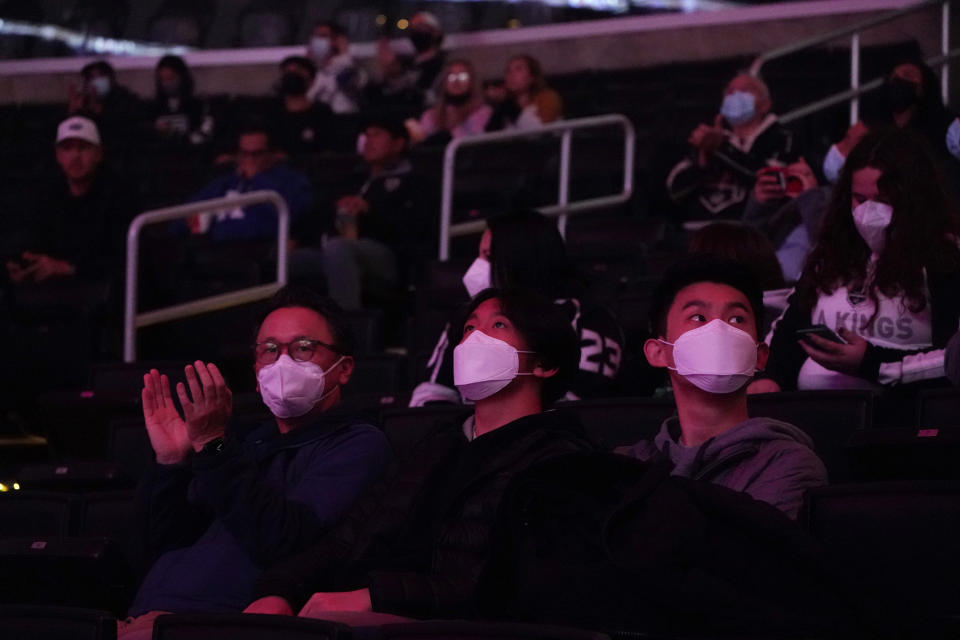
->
[796, 324, 848, 345]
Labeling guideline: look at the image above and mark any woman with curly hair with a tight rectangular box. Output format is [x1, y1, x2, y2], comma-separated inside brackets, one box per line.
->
[750, 127, 960, 395]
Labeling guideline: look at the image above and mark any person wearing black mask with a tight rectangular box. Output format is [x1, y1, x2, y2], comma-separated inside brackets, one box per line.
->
[367, 11, 446, 110]
[411, 59, 492, 145]
[150, 55, 212, 145]
[821, 56, 958, 188]
[269, 56, 335, 158]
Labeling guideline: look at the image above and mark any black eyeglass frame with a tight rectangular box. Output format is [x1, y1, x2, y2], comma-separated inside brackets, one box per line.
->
[253, 338, 341, 365]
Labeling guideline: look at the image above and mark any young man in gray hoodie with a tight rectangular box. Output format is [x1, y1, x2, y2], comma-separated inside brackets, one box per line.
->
[620, 256, 827, 519]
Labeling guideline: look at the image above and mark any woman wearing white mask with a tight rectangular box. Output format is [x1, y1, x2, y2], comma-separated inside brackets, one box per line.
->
[750, 129, 960, 417]
[410, 209, 624, 407]
[245, 288, 590, 621]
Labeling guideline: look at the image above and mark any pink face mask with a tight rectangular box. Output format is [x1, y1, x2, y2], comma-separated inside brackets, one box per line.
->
[659, 319, 758, 394]
[453, 330, 534, 401]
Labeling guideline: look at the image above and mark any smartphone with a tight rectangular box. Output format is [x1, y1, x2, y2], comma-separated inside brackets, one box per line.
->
[796, 324, 848, 344]
[759, 166, 787, 190]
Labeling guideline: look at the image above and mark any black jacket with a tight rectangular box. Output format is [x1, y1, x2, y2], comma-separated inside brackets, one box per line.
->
[666, 115, 797, 221]
[253, 409, 593, 618]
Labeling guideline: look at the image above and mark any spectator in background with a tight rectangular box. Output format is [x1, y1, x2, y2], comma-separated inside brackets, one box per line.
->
[486, 55, 562, 132]
[367, 11, 446, 111]
[6, 116, 136, 288]
[410, 59, 492, 145]
[411, 209, 623, 406]
[618, 256, 827, 520]
[822, 58, 957, 184]
[245, 288, 592, 622]
[267, 56, 336, 158]
[688, 221, 785, 292]
[149, 55, 213, 146]
[947, 116, 960, 161]
[68, 60, 143, 147]
[742, 157, 827, 282]
[188, 123, 313, 243]
[316, 117, 423, 311]
[119, 286, 390, 639]
[306, 20, 367, 114]
[667, 74, 796, 222]
[688, 221, 788, 334]
[751, 128, 960, 398]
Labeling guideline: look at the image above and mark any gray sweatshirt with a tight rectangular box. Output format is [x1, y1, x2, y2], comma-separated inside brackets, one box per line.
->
[618, 417, 827, 520]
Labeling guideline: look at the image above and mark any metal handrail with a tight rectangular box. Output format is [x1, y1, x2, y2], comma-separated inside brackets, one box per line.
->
[750, 0, 952, 124]
[780, 47, 960, 124]
[123, 190, 290, 362]
[438, 114, 635, 261]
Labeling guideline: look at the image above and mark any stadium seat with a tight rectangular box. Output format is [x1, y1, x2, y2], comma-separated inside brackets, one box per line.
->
[0, 537, 131, 614]
[747, 390, 876, 483]
[344, 354, 409, 398]
[802, 482, 960, 631]
[847, 427, 960, 481]
[557, 398, 674, 450]
[106, 418, 152, 484]
[15, 461, 128, 492]
[0, 604, 116, 640]
[378, 620, 611, 640]
[152, 612, 349, 639]
[0, 491, 77, 537]
[917, 388, 960, 429]
[77, 491, 138, 571]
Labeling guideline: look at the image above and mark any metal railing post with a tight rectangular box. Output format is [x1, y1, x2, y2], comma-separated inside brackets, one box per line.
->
[943, 0, 951, 103]
[439, 139, 460, 261]
[557, 129, 572, 239]
[850, 33, 860, 125]
[123, 190, 289, 362]
[436, 114, 634, 261]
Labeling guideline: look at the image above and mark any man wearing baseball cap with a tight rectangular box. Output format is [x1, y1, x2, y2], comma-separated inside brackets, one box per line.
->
[5, 115, 137, 286]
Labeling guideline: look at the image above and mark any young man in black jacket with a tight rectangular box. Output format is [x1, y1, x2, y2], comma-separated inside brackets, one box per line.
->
[245, 288, 592, 622]
[119, 287, 390, 638]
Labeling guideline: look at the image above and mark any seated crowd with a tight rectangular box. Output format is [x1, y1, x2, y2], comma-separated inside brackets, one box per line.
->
[1, 16, 959, 638]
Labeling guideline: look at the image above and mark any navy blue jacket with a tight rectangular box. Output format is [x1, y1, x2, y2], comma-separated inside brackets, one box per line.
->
[128, 408, 391, 615]
[188, 163, 314, 243]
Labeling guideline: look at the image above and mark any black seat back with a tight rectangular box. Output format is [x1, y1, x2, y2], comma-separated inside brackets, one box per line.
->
[0, 491, 77, 537]
[153, 612, 349, 639]
[0, 604, 116, 640]
[803, 482, 960, 624]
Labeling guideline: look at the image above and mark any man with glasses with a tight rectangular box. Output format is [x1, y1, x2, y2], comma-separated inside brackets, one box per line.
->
[119, 286, 390, 638]
[187, 123, 313, 243]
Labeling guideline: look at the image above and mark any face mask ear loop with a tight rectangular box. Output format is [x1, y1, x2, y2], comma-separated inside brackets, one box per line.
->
[312, 355, 347, 407]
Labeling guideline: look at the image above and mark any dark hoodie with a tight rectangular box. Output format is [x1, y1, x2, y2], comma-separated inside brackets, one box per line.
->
[619, 416, 827, 519]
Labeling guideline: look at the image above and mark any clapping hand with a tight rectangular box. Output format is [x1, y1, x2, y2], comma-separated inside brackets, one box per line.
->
[175, 361, 233, 452]
[141, 369, 192, 465]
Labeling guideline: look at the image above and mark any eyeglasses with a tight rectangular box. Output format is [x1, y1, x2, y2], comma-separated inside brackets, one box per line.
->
[446, 72, 470, 84]
[254, 338, 339, 365]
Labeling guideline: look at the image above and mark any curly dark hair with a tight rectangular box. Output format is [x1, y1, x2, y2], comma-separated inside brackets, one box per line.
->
[797, 127, 960, 316]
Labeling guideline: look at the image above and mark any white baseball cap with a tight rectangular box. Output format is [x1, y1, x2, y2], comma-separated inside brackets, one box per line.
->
[56, 116, 101, 146]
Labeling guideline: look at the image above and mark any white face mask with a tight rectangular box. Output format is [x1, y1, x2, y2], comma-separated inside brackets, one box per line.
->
[90, 76, 111, 97]
[852, 200, 893, 254]
[453, 330, 535, 401]
[659, 319, 758, 394]
[720, 90, 756, 126]
[462, 257, 491, 299]
[309, 36, 331, 60]
[822, 144, 846, 184]
[947, 118, 960, 161]
[257, 353, 344, 419]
